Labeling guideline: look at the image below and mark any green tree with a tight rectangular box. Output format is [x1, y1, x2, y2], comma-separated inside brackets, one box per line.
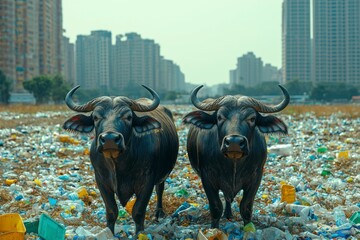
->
[23, 75, 53, 104]
[0, 69, 12, 104]
[284, 80, 312, 95]
[51, 75, 71, 104]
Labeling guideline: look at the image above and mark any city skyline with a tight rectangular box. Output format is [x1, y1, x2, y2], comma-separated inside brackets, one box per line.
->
[62, 0, 283, 86]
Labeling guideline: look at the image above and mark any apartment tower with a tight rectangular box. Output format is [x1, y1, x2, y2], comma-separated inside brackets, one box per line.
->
[313, 0, 360, 86]
[0, 0, 63, 92]
[282, 0, 311, 83]
[76, 30, 112, 91]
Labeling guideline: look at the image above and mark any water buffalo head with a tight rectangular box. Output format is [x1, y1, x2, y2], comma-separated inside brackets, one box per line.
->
[63, 85, 161, 159]
[183, 85, 289, 160]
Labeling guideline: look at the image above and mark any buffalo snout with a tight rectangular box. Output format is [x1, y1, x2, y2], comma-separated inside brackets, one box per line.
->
[221, 135, 249, 159]
[98, 131, 125, 158]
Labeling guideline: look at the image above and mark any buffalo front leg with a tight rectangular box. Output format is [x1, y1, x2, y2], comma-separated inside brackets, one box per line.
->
[96, 178, 118, 234]
[240, 179, 261, 226]
[223, 200, 234, 219]
[202, 176, 223, 228]
[155, 181, 165, 219]
[133, 178, 155, 233]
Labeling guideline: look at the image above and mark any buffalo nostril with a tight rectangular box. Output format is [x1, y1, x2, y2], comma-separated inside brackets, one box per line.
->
[114, 135, 121, 144]
[239, 137, 246, 147]
[99, 135, 106, 144]
[224, 138, 230, 147]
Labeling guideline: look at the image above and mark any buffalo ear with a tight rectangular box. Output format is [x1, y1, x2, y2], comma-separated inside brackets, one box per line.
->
[133, 115, 161, 133]
[63, 114, 94, 133]
[256, 114, 288, 134]
[182, 111, 216, 129]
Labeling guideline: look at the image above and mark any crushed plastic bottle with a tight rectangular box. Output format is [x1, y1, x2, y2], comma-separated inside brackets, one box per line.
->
[333, 206, 348, 226]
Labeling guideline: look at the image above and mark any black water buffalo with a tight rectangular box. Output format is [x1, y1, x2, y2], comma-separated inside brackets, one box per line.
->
[183, 85, 290, 229]
[63, 85, 179, 234]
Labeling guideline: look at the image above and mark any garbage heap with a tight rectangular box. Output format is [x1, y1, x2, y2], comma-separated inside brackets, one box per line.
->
[0, 107, 359, 239]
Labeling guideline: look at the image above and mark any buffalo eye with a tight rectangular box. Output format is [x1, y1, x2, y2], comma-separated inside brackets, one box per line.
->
[122, 114, 132, 122]
[217, 114, 224, 122]
[93, 115, 100, 122]
[247, 116, 256, 126]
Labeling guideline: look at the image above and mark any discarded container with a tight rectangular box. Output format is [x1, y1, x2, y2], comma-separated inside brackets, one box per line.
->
[34, 178, 42, 187]
[197, 228, 227, 240]
[281, 184, 296, 203]
[268, 144, 293, 156]
[333, 207, 347, 226]
[317, 146, 327, 153]
[77, 187, 89, 199]
[24, 218, 39, 234]
[38, 214, 66, 240]
[243, 222, 256, 233]
[0, 213, 26, 239]
[349, 211, 360, 224]
[337, 151, 349, 159]
[285, 204, 308, 215]
[5, 179, 17, 186]
[125, 198, 136, 214]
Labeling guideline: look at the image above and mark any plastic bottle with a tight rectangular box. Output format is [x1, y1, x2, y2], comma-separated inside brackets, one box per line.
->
[172, 202, 191, 217]
[317, 146, 327, 153]
[333, 206, 347, 226]
[285, 204, 308, 215]
[281, 184, 296, 203]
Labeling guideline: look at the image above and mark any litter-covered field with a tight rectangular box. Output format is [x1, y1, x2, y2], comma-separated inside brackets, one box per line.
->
[0, 104, 359, 239]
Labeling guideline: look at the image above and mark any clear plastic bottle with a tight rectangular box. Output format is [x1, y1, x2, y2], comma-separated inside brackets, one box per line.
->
[333, 206, 347, 226]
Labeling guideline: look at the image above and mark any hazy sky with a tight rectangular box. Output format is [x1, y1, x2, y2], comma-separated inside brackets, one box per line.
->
[63, 0, 282, 86]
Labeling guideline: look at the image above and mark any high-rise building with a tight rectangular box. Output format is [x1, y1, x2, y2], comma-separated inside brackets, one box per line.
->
[113, 33, 161, 90]
[76, 31, 185, 92]
[313, 0, 360, 86]
[159, 57, 185, 91]
[111, 32, 185, 92]
[0, 0, 16, 83]
[38, 0, 63, 76]
[282, 0, 311, 83]
[263, 63, 281, 83]
[230, 52, 263, 87]
[76, 30, 112, 91]
[0, 0, 63, 92]
[62, 36, 75, 85]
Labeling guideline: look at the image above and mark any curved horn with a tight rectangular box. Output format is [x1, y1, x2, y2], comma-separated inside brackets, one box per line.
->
[129, 85, 160, 112]
[190, 85, 223, 111]
[248, 85, 290, 113]
[65, 85, 101, 112]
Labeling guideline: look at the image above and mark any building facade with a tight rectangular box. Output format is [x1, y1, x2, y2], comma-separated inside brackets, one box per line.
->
[0, 0, 63, 92]
[282, 0, 311, 83]
[76, 30, 112, 91]
[313, 0, 360, 86]
[0, 0, 16, 84]
[230, 52, 264, 87]
[62, 36, 75, 84]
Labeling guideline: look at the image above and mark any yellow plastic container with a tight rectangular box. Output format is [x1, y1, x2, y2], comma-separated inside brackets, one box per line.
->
[337, 151, 349, 159]
[0, 213, 26, 239]
[281, 184, 296, 203]
[77, 187, 89, 199]
[5, 179, 17, 186]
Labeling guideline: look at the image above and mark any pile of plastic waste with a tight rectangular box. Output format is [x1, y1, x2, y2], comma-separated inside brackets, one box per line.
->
[0, 106, 359, 239]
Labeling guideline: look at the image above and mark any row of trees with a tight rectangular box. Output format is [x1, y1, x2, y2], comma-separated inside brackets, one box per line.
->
[224, 80, 359, 102]
[23, 75, 71, 104]
[0, 69, 71, 104]
[0, 69, 181, 104]
[1, 69, 359, 104]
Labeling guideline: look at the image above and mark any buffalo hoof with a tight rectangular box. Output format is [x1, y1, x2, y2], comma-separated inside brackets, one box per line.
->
[155, 208, 166, 219]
